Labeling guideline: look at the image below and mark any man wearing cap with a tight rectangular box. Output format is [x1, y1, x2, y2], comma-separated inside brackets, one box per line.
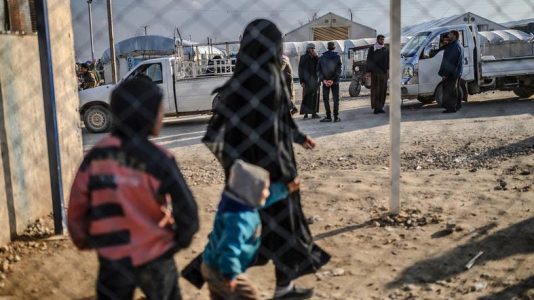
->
[298, 43, 321, 119]
[366, 34, 389, 114]
[317, 41, 342, 122]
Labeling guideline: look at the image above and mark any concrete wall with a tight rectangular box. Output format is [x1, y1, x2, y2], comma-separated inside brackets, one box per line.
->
[46, 0, 84, 204]
[0, 1, 83, 246]
[0, 34, 53, 240]
[351, 23, 378, 39]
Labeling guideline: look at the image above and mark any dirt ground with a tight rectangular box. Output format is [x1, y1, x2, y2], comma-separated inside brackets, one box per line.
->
[0, 89, 533, 300]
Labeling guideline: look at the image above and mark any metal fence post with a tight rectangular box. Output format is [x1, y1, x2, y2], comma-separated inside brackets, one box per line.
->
[107, 0, 117, 83]
[390, 0, 401, 215]
[34, 0, 66, 234]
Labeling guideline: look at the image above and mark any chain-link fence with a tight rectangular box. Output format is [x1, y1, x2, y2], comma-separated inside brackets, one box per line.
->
[1, 0, 534, 299]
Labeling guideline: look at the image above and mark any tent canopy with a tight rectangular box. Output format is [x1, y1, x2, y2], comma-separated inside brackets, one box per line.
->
[101, 35, 223, 64]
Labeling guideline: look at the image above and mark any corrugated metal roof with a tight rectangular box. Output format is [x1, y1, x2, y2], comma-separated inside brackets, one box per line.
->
[284, 12, 376, 37]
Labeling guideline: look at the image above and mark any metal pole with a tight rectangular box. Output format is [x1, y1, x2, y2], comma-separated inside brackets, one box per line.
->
[87, 0, 95, 62]
[389, 0, 401, 215]
[34, 0, 66, 234]
[106, 0, 117, 83]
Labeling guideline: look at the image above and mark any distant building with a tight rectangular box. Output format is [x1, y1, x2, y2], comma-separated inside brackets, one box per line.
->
[284, 12, 376, 42]
[502, 18, 534, 34]
[402, 12, 507, 36]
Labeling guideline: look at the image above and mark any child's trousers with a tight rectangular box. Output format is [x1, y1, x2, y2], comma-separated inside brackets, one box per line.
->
[97, 253, 180, 300]
[201, 262, 259, 300]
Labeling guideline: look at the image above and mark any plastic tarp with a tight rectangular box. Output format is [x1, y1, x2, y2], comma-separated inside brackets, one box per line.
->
[101, 35, 223, 64]
[478, 30, 534, 44]
[401, 15, 461, 36]
[101, 35, 175, 64]
[282, 40, 346, 57]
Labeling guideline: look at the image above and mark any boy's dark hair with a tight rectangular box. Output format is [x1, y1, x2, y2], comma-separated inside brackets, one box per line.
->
[327, 41, 335, 50]
[450, 30, 460, 39]
[80, 63, 89, 69]
[377, 34, 385, 40]
[110, 78, 163, 137]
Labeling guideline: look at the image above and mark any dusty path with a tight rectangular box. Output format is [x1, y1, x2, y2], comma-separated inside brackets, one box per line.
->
[1, 91, 533, 300]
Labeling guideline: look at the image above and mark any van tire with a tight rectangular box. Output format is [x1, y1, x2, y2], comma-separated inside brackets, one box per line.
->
[435, 83, 464, 107]
[84, 105, 112, 133]
[513, 87, 534, 98]
[212, 94, 221, 111]
[417, 96, 434, 104]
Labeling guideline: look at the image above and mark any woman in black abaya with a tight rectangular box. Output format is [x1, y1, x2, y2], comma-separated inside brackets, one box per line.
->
[203, 19, 330, 299]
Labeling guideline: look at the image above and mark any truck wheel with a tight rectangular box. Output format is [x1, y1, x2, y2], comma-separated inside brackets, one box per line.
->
[435, 83, 465, 107]
[212, 94, 221, 111]
[211, 94, 221, 111]
[349, 81, 361, 97]
[417, 96, 434, 104]
[513, 87, 534, 98]
[460, 79, 469, 102]
[84, 105, 111, 133]
[435, 84, 444, 107]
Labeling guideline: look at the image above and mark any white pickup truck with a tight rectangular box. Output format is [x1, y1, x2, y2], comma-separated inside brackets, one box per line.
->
[79, 57, 233, 133]
[400, 24, 534, 105]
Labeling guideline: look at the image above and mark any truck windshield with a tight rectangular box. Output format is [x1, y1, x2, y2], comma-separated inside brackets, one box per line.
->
[401, 32, 431, 57]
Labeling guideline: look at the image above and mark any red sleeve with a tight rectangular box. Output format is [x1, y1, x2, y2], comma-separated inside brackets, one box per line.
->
[67, 168, 92, 250]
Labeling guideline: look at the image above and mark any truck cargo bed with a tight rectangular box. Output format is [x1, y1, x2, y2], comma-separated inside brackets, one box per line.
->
[481, 56, 534, 78]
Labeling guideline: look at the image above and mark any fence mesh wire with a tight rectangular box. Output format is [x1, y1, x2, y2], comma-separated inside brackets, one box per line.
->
[0, 0, 534, 299]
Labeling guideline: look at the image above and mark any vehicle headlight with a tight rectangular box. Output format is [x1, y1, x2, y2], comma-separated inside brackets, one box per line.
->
[403, 64, 414, 78]
[355, 66, 360, 71]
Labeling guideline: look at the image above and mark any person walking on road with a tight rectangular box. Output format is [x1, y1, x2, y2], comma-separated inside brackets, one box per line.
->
[318, 41, 342, 122]
[438, 30, 463, 113]
[298, 43, 320, 120]
[184, 19, 330, 300]
[366, 35, 389, 114]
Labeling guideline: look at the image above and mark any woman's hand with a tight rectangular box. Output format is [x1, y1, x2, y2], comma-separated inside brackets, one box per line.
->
[302, 136, 316, 150]
[287, 177, 301, 193]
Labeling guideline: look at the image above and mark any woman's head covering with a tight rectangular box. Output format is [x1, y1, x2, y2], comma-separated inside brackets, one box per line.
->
[234, 19, 283, 74]
[110, 78, 163, 138]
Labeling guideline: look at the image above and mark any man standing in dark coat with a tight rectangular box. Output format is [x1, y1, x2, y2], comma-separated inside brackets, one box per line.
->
[366, 35, 389, 114]
[438, 30, 463, 113]
[298, 43, 320, 119]
[318, 41, 342, 122]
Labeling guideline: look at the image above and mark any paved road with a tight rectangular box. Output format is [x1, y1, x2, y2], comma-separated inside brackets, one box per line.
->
[83, 92, 533, 152]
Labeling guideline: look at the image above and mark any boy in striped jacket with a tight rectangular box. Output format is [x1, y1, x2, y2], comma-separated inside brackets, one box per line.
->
[68, 78, 199, 300]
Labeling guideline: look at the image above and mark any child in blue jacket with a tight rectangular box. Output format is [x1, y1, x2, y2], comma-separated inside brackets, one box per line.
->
[201, 159, 299, 300]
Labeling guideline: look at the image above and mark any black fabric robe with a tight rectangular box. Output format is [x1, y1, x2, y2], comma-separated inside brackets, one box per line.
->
[298, 53, 320, 115]
[182, 19, 330, 288]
